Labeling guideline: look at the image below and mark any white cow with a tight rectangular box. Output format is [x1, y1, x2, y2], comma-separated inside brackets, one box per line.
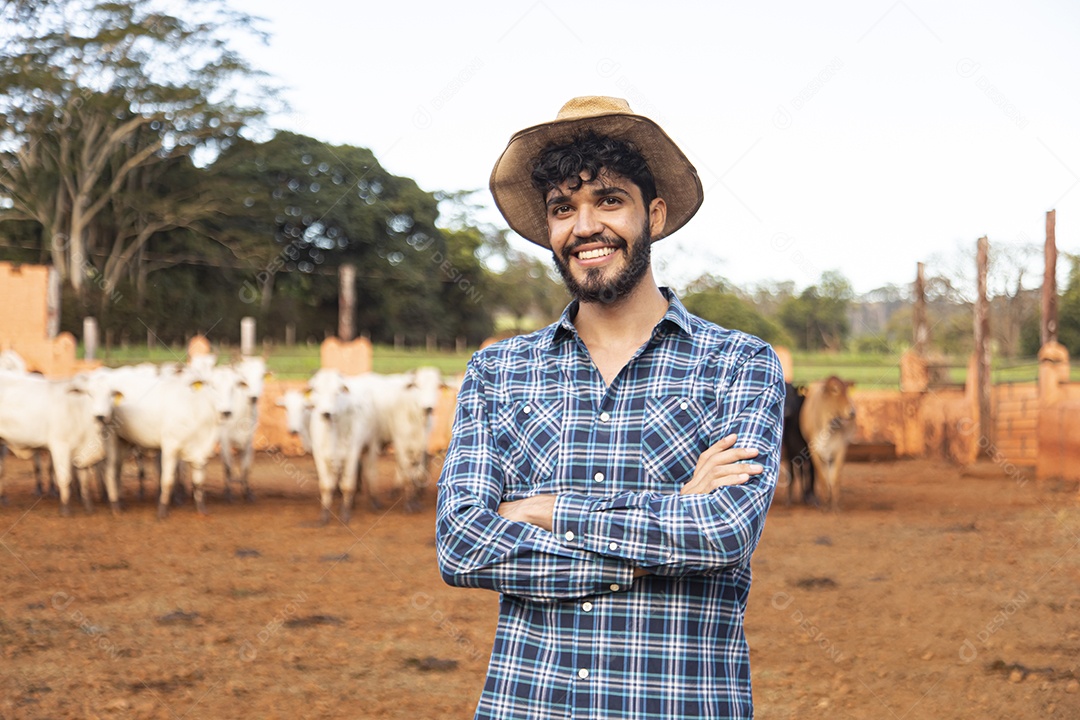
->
[306, 369, 377, 525]
[101, 363, 238, 517]
[0, 370, 116, 514]
[217, 357, 268, 502]
[346, 372, 432, 511]
[276, 389, 313, 452]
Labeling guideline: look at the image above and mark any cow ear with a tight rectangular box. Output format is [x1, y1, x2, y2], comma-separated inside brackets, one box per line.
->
[113, 391, 125, 406]
[191, 380, 205, 391]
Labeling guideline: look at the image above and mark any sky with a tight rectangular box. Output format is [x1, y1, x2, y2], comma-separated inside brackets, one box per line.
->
[227, 0, 1080, 296]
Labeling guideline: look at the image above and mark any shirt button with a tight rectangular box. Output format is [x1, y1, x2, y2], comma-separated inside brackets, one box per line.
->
[593, 472, 605, 482]
[578, 668, 589, 679]
[599, 411, 610, 423]
[610, 584, 620, 592]
[680, 401, 689, 410]
[565, 531, 575, 542]
[522, 404, 531, 414]
[609, 541, 618, 551]
[582, 601, 593, 612]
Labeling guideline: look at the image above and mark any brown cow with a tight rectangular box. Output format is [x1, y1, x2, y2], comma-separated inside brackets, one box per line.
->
[799, 376, 856, 511]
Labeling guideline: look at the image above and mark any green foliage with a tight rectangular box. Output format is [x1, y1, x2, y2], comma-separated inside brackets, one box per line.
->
[0, 0, 272, 298]
[1057, 256, 1080, 357]
[682, 287, 792, 346]
[777, 270, 853, 350]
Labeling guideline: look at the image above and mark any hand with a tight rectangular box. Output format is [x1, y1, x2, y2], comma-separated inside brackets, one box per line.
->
[680, 434, 762, 496]
[498, 494, 556, 531]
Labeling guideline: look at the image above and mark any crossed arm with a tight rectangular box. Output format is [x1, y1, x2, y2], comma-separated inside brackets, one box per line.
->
[435, 348, 785, 602]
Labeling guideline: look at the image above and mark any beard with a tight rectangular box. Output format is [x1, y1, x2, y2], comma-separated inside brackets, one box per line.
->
[552, 221, 652, 305]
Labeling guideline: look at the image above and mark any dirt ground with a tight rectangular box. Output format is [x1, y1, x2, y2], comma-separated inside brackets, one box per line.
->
[1, 453, 1078, 720]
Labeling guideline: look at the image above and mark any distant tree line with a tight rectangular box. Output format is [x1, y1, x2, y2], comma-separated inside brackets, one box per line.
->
[0, 0, 565, 347]
[0, 1, 1063, 356]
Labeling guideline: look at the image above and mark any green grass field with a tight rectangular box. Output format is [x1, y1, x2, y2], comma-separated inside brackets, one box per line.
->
[94, 343, 475, 379]
[90, 343, 1065, 387]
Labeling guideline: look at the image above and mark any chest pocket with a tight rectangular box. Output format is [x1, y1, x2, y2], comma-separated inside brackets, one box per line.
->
[492, 399, 563, 491]
[640, 396, 710, 489]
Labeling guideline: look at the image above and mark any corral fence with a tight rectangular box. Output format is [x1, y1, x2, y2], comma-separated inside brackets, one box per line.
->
[787, 345, 1078, 485]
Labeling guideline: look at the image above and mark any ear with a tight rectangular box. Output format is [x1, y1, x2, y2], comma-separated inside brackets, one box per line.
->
[648, 197, 667, 239]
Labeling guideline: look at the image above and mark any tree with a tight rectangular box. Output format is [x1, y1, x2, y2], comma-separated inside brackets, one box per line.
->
[777, 270, 853, 351]
[681, 275, 792, 346]
[1057, 255, 1080, 357]
[0, 0, 271, 297]
[208, 131, 491, 344]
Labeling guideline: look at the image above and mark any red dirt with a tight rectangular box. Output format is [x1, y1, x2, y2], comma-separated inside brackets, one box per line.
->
[1, 455, 1078, 719]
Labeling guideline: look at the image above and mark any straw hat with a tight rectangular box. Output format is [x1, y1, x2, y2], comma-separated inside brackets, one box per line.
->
[489, 96, 704, 248]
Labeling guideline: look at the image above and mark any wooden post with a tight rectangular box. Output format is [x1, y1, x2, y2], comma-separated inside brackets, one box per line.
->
[147, 328, 154, 352]
[339, 263, 356, 341]
[975, 236, 992, 452]
[456, 335, 466, 353]
[1042, 209, 1058, 346]
[913, 262, 928, 354]
[105, 328, 113, 359]
[240, 317, 256, 356]
[285, 323, 296, 347]
[394, 333, 404, 351]
[426, 333, 436, 353]
[47, 267, 61, 339]
[83, 317, 98, 361]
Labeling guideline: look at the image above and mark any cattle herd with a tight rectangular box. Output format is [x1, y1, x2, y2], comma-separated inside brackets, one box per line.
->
[0, 349, 446, 523]
[1, 347, 861, 519]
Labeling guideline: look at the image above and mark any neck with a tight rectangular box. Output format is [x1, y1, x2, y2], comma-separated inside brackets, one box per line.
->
[572, 270, 668, 348]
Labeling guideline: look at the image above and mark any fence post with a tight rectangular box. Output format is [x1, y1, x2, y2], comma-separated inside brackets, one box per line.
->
[285, 323, 296, 347]
[339, 263, 356, 341]
[975, 236, 992, 453]
[913, 262, 928, 354]
[83, 317, 98, 361]
[1042, 209, 1058, 346]
[240, 317, 257, 357]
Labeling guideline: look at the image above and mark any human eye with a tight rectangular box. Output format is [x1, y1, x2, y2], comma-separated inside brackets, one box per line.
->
[551, 204, 572, 217]
[600, 196, 622, 207]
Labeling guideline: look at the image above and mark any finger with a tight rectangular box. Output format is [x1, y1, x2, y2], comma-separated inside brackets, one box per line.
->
[706, 472, 752, 490]
[694, 434, 738, 472]
[699, 447, 760, 474]
[712, 462, 763, 479]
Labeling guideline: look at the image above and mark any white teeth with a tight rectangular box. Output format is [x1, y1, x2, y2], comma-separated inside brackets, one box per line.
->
[578, 247, 616, 260]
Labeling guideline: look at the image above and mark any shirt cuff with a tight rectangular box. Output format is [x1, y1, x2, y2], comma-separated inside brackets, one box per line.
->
[552, 492, 674, 571]
[551, 494, 636, 594]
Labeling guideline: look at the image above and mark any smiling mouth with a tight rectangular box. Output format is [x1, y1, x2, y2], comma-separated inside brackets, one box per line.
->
[575, 246, 617, 261]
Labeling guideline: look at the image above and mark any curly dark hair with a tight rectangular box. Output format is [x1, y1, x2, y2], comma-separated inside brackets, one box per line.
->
[529, 131, 657, 207]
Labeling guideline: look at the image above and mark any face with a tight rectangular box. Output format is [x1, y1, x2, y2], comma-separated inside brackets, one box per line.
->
[545, 170, 666, 304]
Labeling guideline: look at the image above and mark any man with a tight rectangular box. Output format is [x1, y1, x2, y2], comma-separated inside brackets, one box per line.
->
[436, 96, 784, 719]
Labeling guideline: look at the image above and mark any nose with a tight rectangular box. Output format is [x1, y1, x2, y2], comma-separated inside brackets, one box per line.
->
[321, 411, 332, 421]
[572, 204, 603, 239]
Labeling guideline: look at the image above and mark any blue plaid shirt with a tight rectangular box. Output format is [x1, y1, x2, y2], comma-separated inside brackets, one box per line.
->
[437, 289, 784, 719]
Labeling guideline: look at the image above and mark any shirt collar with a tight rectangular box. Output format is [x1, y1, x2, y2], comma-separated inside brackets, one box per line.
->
[550, 287, 695, 346]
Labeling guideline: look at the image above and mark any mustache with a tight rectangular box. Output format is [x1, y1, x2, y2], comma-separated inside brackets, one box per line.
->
[561, 235, 627, 262]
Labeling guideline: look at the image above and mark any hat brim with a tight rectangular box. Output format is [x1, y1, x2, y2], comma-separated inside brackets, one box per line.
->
[489, 112, 704, 248]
